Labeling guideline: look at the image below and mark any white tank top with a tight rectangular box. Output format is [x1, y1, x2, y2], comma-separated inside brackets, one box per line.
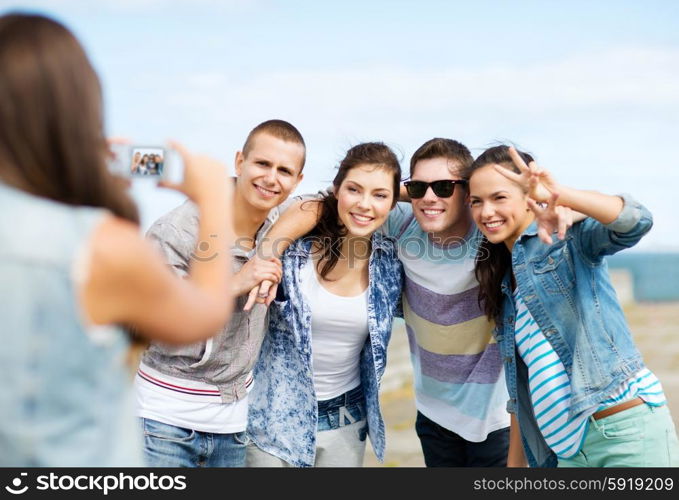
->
[300, 258, 369, 401]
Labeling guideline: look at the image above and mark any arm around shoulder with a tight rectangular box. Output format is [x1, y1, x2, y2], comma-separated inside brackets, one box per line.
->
[261, 198, 322, 259]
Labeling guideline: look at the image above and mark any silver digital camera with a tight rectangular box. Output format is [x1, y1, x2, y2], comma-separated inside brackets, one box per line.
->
[108, 144, 184, 184]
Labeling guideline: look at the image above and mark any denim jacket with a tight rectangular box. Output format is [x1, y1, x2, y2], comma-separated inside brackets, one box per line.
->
[495, 194, 653, 467]
[247, 232, 403, 467]
[0, 183, 143, 466]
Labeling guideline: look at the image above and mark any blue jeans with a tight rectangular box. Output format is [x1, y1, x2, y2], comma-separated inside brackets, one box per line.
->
[140, 418, 248, 467]
[415, 411, 509, 467]
[317, 385, 367, 437]
[246, 385, 368, 467]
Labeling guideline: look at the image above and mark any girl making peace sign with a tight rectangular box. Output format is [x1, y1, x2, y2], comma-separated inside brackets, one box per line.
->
[464, 145, 679, 467]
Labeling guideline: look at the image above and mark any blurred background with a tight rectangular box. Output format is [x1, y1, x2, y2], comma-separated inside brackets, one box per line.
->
[3, 0, 677, 466]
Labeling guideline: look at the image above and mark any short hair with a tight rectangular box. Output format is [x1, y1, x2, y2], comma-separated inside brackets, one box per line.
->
[409, 138, 473, 177]
[242, 119, 306, 170]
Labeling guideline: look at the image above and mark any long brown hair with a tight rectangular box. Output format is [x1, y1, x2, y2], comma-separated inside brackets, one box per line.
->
[306, 142, 401, 279]
[0, 13, 138, 223]
[462, 145, 534, 322]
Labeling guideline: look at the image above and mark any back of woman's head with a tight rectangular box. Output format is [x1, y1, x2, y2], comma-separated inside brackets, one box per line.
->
[310, 142, 401, 279]
[0, 13, 138, 222]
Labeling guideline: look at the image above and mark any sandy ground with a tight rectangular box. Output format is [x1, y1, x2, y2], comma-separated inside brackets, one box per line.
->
[363, 302, 679, 467]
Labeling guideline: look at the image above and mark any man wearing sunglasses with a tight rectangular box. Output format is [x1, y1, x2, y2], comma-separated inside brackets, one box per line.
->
[382, 138, 511, 467]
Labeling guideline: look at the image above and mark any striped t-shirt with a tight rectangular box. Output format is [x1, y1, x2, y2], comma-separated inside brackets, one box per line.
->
[514, 292, 666, 458]
[382, 203, 510, 442]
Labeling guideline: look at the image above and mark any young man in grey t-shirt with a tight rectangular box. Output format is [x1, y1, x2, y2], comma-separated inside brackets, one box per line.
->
[135, 120, 306, 467]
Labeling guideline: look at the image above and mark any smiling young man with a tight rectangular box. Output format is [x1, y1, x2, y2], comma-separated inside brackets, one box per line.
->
[134, 119, 306, 468]
[382, 138, 511, 467]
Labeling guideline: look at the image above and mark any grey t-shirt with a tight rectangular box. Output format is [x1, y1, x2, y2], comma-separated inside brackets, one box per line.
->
[140, 197, 294, 403]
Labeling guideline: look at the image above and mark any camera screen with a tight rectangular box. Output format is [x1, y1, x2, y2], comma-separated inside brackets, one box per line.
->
[129, 147, 165, 176]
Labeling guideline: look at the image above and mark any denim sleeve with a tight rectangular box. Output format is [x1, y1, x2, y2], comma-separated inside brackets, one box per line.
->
[573, 193, 653, 264]
[394, 294, 404, 319]
[146, 222, 192, 279]
[506, 398, 516, 414]
[274, 277, 289, 302]
[275, 257, 291, 302]
[392, 263, 405, 318]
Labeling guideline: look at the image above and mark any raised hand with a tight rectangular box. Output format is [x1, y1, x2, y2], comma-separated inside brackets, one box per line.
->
[527, 192, 573, 244]
[158, 141, 229, 204]
[493, 147, 559, 204]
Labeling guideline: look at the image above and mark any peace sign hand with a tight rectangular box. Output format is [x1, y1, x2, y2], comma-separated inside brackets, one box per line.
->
[527, 192, 573, 245]
[493, 147, 559, 204]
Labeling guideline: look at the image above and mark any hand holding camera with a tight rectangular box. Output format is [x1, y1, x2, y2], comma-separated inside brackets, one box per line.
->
[161, 141, 230, 206]
[107, 141, 230, 204]
[108, 142, 184, 183]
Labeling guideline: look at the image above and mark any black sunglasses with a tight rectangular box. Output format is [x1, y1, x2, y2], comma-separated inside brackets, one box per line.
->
[403, 179, 467, 199]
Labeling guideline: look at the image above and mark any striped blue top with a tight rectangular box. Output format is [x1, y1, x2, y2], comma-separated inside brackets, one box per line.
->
[380, 203, 510, 442]
[514, 292, 666, 458]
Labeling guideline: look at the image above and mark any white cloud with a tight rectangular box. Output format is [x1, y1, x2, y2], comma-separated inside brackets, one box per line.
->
[166, 46, 679, 116]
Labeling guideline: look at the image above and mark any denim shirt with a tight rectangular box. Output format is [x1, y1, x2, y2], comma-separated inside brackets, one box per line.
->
[494, 194, 653, 467]
[247, 232, 403, 467]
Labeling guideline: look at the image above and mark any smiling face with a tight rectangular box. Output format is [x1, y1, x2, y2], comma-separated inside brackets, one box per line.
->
[410, 156, 470, 241]
[469, 164, 534, 249]
[234, 132, 305, 212]
[336, 164, 395, 238]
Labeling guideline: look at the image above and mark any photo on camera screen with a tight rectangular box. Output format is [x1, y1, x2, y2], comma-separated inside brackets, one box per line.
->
[129, 147, 165, 176]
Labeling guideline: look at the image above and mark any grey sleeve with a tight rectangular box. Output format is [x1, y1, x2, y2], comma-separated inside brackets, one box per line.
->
[268, 191, 325, 221]
[146, 222, 194, 279]
[276, 195, 302, 216]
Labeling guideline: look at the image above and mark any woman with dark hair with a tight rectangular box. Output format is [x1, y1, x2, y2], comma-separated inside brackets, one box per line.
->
[246, 142, 403, 467]
[465, 145, 679, 467]
[0, 13, 233, 466]
[139, 154, 150, 175]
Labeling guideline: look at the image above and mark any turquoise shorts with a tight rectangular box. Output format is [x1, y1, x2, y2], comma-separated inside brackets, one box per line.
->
[558, 403, 679, 467]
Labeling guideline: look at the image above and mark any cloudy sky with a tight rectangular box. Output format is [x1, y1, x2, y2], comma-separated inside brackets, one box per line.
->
[3, 0, 678, 250]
